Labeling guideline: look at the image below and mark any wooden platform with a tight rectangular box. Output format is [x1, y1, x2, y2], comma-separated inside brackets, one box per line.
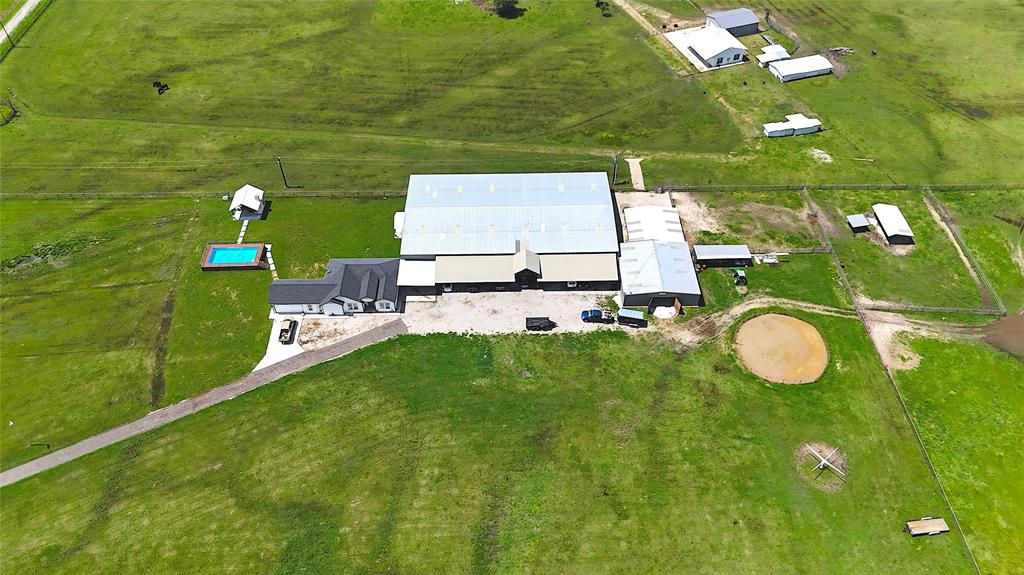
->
[905, 517, 950, 536]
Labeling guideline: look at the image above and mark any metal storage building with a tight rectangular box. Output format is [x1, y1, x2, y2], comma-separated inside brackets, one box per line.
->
[396, 172, 621, 292]
[693, 244, 753, 267]
[624, 206, 686, 243]
[872, 203, 915, 244]
[756, 44, 790, 68]
[619, 240, 703, 309]
[846, 214, 870, 233]
[706, 8, 760, 36]
[763, 113, 822, 137]
[768, 55, 834, 82]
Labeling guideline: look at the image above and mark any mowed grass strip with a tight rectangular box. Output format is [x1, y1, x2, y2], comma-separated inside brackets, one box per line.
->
[893, 337, 1024, 574]
[811, 190, 982, 309]
[1, 322, 973, 573]
[0, 198, 400, 469]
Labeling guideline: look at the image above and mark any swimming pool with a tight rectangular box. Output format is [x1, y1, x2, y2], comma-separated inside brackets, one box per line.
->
[201, 243, 267, 270]
[209, 246, 259, 264]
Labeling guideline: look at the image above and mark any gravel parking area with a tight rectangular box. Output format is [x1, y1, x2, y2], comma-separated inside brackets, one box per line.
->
[280, 291, 623, 353]
[404, 291, 619, 335]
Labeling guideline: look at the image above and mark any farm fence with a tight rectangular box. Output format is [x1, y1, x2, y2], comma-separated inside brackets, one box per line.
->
[801, 187, 983, 575]
[3, 182, 1022, 201]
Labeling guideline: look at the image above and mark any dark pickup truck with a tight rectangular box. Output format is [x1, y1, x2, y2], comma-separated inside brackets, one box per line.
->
[526, 317, 557, 331]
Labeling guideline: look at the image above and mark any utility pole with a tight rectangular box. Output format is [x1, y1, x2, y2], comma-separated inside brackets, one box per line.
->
[276, 156, 301, 189]
[0, 19, 14, 49]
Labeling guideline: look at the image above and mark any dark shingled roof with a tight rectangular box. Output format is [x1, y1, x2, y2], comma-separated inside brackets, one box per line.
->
[269, 258, 399, 306]
[708, 8, 758, 29]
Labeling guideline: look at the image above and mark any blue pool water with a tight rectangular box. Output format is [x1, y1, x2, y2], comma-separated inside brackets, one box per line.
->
[209, 246, 259, 265]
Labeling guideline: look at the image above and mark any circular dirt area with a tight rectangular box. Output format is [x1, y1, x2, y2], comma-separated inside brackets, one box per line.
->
[795, 442, 847, 492]
[734, 313, 828, 384]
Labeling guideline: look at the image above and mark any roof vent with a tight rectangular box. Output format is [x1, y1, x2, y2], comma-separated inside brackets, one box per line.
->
[456, 185, 464, 194]
[424, 185, 431, 194]
[561, 223, 568, 235]
[488, 224, 495, 236]
[558, 183, 565, 193]
[591, 183, 597, 192]
[489, 184, 496, 193]
[454, 224, 461, 238]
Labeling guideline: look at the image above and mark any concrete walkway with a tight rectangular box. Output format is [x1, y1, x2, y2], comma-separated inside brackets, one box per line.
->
[625, 158, 646, 191]
[3, 0, 45, 40]
[0, 319, 408, 488]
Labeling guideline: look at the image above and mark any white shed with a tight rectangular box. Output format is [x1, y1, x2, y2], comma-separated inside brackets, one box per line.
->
[229, 184, 266, 221]
[763, 113, 822, 137]
[768, 55, 833, 82]
[393, 212, 405, 239]
[756, 44, 790, 68]
[872, 203, 915, 244]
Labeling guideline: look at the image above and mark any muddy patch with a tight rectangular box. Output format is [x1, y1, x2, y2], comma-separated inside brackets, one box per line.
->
[795, 442, 846, 492]
[734, 313, 828, 384]
[982, 313, 1024, 360]
[671, 192, 724, 237]
[149, 284, 177, 406]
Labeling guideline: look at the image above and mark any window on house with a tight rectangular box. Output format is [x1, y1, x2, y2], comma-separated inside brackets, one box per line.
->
[716, 57, 723, 65]
[733, 53, 740, 61]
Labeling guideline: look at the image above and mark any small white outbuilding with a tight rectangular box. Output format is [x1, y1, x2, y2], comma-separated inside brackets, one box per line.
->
[872, 203, 915, 244]
[763, 113, 822, 137]
[229, 184, 266, 221]
[756, 44, 790, 68]
[768, 55, 833, 82]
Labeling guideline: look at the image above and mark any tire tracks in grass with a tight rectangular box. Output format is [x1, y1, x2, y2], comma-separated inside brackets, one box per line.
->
[59, 438, 145, 560]
[148, 212, 198, 407]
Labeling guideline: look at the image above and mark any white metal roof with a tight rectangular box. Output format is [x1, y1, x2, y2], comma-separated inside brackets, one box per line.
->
[872, 203, 915, 237]
[624, 206, 686, 243]
[756, 51, 790, 65]
[396, 259, 436, 286]
[399, 173, 618, 257]
[846, 214, 870, 228]
[619, 241, 701, 297]
[707, 8, 759, 29]
[693, 244, 752, 260]
[229, 184, 264, 212]
[763, 113, 821, 134]
[538, 253, 619, 282]
[681, 26, 746, 61]
[762, 44, 789, 56]
[769, 55, 833, 77]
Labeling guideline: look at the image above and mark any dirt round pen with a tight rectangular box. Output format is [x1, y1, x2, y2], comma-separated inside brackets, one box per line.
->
[734, 313, 828, 384]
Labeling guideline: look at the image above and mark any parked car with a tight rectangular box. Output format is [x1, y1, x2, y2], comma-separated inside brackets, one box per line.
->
[581, 309, 615, 324]
[526, 317, 557, 332]
[616, 309, 648, 328]
[278, 318, 297, 343]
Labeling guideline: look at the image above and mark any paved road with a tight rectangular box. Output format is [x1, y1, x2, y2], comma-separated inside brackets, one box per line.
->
[0, 319, 408, 488]
[3, 0, 45, 41]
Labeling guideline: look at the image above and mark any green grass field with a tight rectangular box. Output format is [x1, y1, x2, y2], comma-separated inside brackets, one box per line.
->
[933, 190, 1024, 313]
[681, 190, 822, 250]
[811, 190, 983, 309]
[894, 336, 1024, 574]
[0, 316, 974, 573]
[0, 198, 400, 469]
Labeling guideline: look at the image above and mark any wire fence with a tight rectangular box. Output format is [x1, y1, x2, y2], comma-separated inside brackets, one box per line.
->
[801, 187, 983, 575]
[924, 188, 1006, 314]
[3, 182, 1022, 201]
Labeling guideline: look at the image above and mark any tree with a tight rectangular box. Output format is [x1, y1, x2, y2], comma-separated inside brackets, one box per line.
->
[492, 0, 522, 18]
